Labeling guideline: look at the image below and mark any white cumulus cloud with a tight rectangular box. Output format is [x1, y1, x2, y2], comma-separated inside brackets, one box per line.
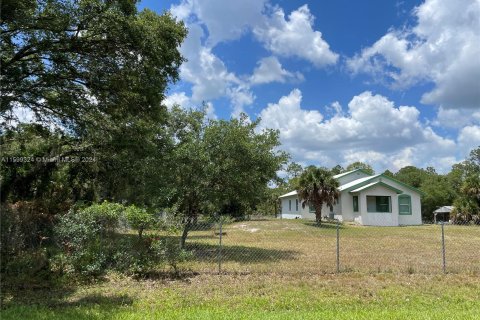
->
[347, 0, 480, 109]
[433, 107, 480, 129]
[171, 0, 267, 46]
[259, 89, 459, 172]
[458, 125, 480, 155]
[254, 5, 338, 68]
[250, 56, 304, 85]
[169, 1, 338, 116]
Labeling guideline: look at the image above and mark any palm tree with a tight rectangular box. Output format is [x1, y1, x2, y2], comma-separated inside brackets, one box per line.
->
[462, 174, 480, 201]
[296, 166, 339, 225]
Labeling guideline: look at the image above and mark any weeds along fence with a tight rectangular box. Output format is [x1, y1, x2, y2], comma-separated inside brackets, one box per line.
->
[181, 216, 480, 275]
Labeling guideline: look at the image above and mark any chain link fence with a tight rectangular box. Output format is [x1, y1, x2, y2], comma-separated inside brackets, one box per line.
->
[180, 216, 480, 275]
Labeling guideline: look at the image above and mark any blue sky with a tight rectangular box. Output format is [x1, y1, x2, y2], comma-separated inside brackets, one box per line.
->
[139, 0, 480, 173]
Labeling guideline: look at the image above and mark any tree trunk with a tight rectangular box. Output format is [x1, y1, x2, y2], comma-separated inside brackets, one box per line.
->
[138, 227, 143, 240]
[315, 203, 323, 226]
[180, 216, 192, 249]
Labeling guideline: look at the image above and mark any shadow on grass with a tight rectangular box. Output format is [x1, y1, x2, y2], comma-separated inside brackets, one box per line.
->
[1, 282, 76, 309]
[131, 270, 199, 282]
[57, 293, 134, 308]
[187, 234, 217, 240]
[185, 242, 299, 264]
[302, 221, 345, 229]
[1, 291, 135, 320]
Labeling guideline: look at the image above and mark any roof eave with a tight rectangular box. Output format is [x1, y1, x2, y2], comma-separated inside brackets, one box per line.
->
[342, 174, 424, 195]
[349, 181, 403, 194]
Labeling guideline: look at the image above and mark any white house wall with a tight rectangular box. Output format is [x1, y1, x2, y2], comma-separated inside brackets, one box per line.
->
[376, 178, 422, 225]
[358, 185, 399, 226]
[398, 191, 422, 225]
[280, 196, 302, 219]
[281, 195, 341, 220]
[340, 191, 356, 221]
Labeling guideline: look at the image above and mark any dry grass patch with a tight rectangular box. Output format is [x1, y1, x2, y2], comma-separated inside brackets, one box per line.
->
[183, 219, 480, 275]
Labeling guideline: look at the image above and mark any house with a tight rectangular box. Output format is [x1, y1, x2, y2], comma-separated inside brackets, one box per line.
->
[279, 169, 423, 226]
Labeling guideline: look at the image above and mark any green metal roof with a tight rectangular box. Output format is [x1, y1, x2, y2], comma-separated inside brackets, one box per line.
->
[341, 174, 425, 195]
[333, 168, 372, 180]
[349, 181, 403, 194]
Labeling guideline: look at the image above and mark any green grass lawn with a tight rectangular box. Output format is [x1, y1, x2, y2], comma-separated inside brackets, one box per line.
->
[2, 219, 479, 319]
[3, 273, 480, 320]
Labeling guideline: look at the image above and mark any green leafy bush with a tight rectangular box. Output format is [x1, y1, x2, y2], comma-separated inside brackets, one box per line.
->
[55, 202, 125, 276]
[54, 201, 190, 278]
[155, 237, 192, 273]
[3, 248, 51, 285]
[451, 197, 479, 224]
[125, 205, 155, 239]
[80, 201, 125, 234]
[0, 202, 54, 281]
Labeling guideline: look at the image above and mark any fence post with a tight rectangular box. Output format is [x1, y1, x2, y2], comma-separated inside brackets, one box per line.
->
[336, 219, 340, 273]
[441, 221, 446, 274]
[218, 217, 223, 274]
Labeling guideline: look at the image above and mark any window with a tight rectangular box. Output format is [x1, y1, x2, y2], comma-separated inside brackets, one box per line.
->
[376, 196, 391, 212]
[353, 196, 359, 212]
[296, 199, 299, 211]
[367, 196, 391, 212]
[309, 204, 315, 212]
[289, 200, 292, 211]
[399, 195, 412, 215]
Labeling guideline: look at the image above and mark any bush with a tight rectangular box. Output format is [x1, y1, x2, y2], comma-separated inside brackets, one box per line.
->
[80, 201, 125, 234]
[3, 248, 51, 285]
[0, 202, 54, 277]
[125, 205, 155, 239]
[3, 200, 193, 283]
[158, 237, 191, 273]
[472, 215, 480, 225]
[54, 201, 125, 276]
[451, 197, 479, 224]
[54, 202, 190, 278]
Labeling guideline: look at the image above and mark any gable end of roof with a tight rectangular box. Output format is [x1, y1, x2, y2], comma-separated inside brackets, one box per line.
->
[349, 181, 403, 194]
[333, 168, 373, 179]
[341, 174, 424, 195]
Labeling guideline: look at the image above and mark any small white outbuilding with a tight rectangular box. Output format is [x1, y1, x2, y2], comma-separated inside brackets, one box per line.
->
[433, 206, 454, 223]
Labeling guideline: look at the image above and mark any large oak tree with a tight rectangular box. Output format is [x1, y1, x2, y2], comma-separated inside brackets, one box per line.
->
[1, 0, 187, 207]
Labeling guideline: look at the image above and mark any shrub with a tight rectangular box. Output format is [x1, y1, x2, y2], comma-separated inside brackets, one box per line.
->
[0, 202, 54, 277]
[125, 205, 155, 239]
[451, 197, 479, 224]
[54, 202, 191, 278]
[157, 237, 192, 273]
[54, 201, 125, 276]
[2, 248, 51, 285]
[472, 215, 480, 225]
[80, 201, 125, 234]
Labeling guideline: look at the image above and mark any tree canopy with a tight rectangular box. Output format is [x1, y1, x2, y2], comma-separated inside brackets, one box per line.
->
[165, 108, 288, 246]
[1, 0, 187, 132]
[345, 162, 374, 175]
[451, 147, 480, 223]
[1, 0, 187, 208]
